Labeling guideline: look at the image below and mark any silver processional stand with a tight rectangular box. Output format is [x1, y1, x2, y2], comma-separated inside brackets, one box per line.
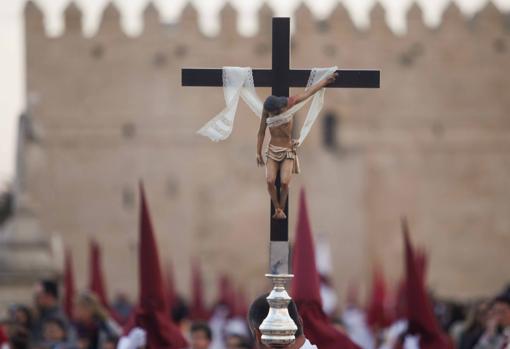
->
[259, 241, 298, 347]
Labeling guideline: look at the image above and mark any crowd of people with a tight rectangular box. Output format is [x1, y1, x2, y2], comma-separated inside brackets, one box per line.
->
[1, 189, 508, 349]
[2, 282, 126, 349]
[0, 278, 257, 349]
[1, 277, 510, 349]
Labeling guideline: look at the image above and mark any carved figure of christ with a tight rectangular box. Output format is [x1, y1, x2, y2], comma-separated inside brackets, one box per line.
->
[256, 72, 338, 219]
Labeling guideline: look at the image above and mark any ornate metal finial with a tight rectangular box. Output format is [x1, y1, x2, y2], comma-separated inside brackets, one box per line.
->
[259, 274, 297, 347]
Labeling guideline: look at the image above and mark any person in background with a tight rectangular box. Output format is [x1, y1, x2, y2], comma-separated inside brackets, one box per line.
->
[474, 293, 510, 349]
[11, 305, 34, 335]
[189, 322, 212, 349]
[100, 335, 118, 349]
[453, 301, 489, 349]
[7, 326, 31, 349]
[172, 296, 192, 338]
[208, 304, 229, 349]
[73, 292, 121, 349]
[224, 318, 251, 348]
[225, 334, 252, 349]
[110, 294, 132, 326]
[41, 317, 71, 349]
[33, 280, 68, 343]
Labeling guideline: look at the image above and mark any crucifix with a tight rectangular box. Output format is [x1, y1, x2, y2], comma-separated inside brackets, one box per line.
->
[182, 17, 379, 346]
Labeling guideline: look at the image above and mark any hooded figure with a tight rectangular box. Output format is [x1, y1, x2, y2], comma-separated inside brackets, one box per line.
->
[89, 240, 109, 308]
[291, 189, 361, 349]
[123, 184, 187, 349]
[401, 219, 453, 349]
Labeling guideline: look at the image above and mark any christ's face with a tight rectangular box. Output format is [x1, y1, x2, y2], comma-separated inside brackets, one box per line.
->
[270, 106, 286, 117]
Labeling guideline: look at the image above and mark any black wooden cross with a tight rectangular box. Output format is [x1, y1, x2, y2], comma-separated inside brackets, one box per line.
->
[182, 18, 379, 273]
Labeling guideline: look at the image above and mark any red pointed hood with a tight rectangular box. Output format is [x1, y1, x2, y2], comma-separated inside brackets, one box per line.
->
[190, 259, 209, 320]
[216, 274, 236, 312]
[128, 184, 187, 349]
[366, 266, 391, 330]
[391, 244, 428, 323]
[89, 239, 109, 307]
[0, 325, 7, 345]
[291, 189, 322, 305]
[414, 246, 429, 283]
[63, 248, 76, 319]
[402, 219, 452, 349]
[393, 278, 408, 321]
[232, 287, 249, 319]
[291, 189, 361, 349]
[165, 262, 177, 314]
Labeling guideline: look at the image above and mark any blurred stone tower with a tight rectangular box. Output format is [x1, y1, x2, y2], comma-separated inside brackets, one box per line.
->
[17, 0, 510, 306]
[0, 111, 62, 308]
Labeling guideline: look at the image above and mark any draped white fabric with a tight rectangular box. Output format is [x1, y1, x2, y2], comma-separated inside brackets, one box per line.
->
[196, 67, 262, 141]
[196, 66, 337, 146]
[297, 66, 337, 145]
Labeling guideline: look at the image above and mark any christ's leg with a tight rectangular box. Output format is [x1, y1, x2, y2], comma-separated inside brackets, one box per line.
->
[277, 159, 294, 219]
[266, 159, 281, 218]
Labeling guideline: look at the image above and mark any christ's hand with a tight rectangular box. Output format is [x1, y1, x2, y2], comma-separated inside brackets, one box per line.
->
[257, 154, 264, 167]
[292, 71, 339, 104]
[325, 72, 338, 85]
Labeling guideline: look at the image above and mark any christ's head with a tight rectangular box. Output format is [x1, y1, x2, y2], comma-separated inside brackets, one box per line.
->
[247, 293, 303, 348]
[263, 95, 288, 116]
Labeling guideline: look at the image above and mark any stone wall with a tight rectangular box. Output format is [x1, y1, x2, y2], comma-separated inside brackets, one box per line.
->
[20, 1, 510, 305]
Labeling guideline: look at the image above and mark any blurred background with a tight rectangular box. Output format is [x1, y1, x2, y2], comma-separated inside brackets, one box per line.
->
[0, 0, 510, 347]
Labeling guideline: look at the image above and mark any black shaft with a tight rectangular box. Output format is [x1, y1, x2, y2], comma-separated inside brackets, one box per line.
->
[271, 18, 290, 97]
[269, 18, 290, 242]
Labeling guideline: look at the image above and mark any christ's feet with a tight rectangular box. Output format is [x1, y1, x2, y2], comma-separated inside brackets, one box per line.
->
[273, 208, 287, 220]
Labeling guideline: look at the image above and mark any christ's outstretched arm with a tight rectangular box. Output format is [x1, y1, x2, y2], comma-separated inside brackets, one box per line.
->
[290, 72, 338, 104]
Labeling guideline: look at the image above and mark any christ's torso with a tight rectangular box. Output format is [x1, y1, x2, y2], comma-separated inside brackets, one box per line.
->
[266, 98, 295, 148]
[268, 118, 293, 148]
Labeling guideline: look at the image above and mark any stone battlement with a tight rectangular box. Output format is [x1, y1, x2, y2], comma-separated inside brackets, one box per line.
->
[25, 1, 509, 40]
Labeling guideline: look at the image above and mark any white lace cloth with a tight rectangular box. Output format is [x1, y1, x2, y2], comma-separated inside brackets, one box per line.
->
[197, 66, 337, 147]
